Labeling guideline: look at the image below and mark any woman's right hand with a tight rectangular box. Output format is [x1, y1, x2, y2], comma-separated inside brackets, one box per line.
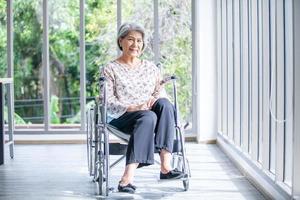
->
[127, 102, 149, 112]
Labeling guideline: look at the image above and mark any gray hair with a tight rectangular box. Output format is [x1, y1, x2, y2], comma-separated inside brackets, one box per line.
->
[117, 22, 145, 51]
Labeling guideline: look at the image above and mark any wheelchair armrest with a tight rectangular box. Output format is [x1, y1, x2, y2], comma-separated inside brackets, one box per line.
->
[160, 74, 181, 127]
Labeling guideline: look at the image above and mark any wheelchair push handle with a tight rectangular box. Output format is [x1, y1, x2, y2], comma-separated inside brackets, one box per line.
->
[99, 77, 107, 82]
[160, 75, 177, 85]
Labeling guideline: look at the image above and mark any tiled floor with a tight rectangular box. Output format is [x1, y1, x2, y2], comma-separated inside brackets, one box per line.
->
[0, 143, 265, 200]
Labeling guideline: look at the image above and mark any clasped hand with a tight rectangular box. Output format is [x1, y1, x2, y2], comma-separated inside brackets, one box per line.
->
[127, 97, 157, 112]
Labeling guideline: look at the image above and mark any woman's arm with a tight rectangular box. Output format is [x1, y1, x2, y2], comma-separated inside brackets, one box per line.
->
[101, 66, 128, 118]
[150, 66, 169, 107]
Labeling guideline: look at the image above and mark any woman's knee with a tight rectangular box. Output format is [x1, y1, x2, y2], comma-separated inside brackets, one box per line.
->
[138, 111, 157, 126]
[154, 98, 174, 110]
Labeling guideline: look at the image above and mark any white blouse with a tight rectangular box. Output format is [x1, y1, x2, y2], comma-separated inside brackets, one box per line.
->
[101, 60, 166, 119]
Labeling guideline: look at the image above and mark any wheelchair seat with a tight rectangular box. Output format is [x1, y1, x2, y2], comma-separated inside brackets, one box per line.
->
[107, 124, 130, 143]
[106, 124, 129, 155]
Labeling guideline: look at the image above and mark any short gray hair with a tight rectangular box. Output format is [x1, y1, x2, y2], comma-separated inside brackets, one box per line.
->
[117, 22, 145, 51]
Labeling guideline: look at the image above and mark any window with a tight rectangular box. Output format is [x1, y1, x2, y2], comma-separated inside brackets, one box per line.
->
[6, 0, 193, 135]
[48, 0, 80, 127]
[85, 0, 117, 117]
[122, 0, 154, 60]
[13, 0, 44, 126]
[218, 0, 294, 193]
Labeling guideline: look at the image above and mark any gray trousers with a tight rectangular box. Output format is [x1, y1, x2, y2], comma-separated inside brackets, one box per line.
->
[109, 98, 175, 168]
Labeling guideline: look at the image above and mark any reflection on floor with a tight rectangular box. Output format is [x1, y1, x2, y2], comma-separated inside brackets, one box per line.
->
[0, 143, 265, 200]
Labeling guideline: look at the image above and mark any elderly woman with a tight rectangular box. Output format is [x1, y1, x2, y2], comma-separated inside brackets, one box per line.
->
[101, 22, 184, 193]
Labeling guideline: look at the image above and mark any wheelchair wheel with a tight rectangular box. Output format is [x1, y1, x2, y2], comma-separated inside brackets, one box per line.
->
[183, 179, 189, 191]
[96, 142, 110, 195]
[96, 151, 104, 195]
[96, 124, 110, 196]
[87, 108, 95, 176]
[86, 110, 90, 172]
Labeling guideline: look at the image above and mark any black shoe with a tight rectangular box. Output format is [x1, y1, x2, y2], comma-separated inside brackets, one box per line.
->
[118, 182, 136, 194]
[160, 169, 185, 180]
[128, 183, 137, 190]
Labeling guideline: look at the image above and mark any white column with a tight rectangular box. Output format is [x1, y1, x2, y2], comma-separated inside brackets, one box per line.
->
[193, 0, 218, 142]
[293, 0, 300, 198]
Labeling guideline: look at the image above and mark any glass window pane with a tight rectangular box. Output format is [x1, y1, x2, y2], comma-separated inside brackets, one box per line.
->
[122, 0, 154, 60]
[48, 0, 80, 127]
[13, 0, 44, 126]
[85, 0, 117, 114]
[159, 0, 192, 129]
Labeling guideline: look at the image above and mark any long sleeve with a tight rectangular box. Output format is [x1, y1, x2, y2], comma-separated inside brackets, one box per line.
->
[100, 66, 127, 119]
[152, 67, 169, 99]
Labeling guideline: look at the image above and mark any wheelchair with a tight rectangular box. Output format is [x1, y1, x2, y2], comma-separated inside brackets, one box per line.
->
[86, 75, 191, 196]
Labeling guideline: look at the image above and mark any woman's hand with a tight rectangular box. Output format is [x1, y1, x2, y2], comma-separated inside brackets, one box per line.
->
[127, 102, 149, 112]
[127, 97, 158, 112]
[147, 96, 157, 108]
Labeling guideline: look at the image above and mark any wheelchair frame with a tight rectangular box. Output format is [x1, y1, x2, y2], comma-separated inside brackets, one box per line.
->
[86, 76, 191, 196]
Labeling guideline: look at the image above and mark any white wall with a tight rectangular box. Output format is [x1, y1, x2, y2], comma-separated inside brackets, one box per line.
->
[193, 0, 218, 142]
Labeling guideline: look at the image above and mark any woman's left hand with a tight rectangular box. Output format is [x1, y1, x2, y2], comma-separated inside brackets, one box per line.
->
[147, 97, 157, 108]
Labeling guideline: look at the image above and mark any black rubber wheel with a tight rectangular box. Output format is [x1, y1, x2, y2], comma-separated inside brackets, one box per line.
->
[183, 179, 189, 191]
[98, 162, 103, 195]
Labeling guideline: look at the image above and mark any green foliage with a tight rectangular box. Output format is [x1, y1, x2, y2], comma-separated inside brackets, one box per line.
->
[4, 107, 27, 124]
[50, 95, 60, 124]
[66, 100, 95, 124]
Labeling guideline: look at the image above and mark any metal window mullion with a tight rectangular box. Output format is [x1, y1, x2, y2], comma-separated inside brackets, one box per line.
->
[222, 0, 228, 136]
[241, 0, 249, 152]
[117, 0, 121, 55]
[269, 0, 277, 173]
[227, 0, 234, 141]
[117, 0, 122, 29]
[7, 0, 14, 157]
[233, 0, 241, 147]
[250, 0, 259, 161]
[284, 0, 293, 186]
[153, 0, 160, 65]
[219, 0, 225, 134]
[80, 0, 86, 131]
[292, 0, 300, 197]
[275, 0, 285, 182]
[247, 0, 252, 154]
[7, 0, 13, 79]
[262, 0, 271, 171]
[117, 0, 122, 50]
[217, 0, 223, 134]
[258, 0, 264, 163]
[43, 0, 50, 130]
[192, 0, 199, 138]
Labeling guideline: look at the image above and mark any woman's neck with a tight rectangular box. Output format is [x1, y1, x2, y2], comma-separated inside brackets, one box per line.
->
[117, 55, 140, 68]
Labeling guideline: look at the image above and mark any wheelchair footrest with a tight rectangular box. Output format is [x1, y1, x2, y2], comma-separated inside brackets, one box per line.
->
[109, 143, 127, 155]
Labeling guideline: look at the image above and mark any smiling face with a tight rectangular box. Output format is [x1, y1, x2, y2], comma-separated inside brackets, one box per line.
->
[119, 31, 144, 58]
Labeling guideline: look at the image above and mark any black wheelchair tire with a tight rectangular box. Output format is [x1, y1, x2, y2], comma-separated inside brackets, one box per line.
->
[98, 163, 103, 195]
[183, 179, 189, 191]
